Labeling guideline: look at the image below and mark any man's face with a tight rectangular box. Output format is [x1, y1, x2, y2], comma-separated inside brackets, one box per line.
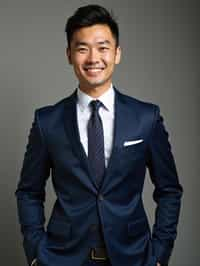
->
[66, 24, 121, 93]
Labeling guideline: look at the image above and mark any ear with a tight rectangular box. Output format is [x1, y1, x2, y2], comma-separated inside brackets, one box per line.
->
[66, 47, 72, 65]
[115, 46, 121, 65]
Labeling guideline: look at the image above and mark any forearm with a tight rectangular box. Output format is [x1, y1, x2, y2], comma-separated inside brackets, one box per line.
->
[16, 189, 46, 264]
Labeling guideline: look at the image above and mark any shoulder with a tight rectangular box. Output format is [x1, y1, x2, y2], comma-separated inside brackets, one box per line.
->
[35, 98, 65, 118]
[34, 91, 75, 123]
[115, 88, 160, 118]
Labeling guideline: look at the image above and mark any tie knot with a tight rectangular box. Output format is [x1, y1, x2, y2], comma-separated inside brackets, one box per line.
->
[90, 100, 102, 113]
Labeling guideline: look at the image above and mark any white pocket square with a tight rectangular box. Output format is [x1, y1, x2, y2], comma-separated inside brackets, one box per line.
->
[123, 139, 144, 147]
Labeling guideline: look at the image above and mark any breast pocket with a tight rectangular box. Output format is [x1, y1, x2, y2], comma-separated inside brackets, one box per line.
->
[123, 140, 145, 153]
[120, 141, 146, 163]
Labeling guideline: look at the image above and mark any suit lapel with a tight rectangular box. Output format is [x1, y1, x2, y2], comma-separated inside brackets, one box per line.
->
[63, 89, 98, 192]
[100, 87, 135, 191]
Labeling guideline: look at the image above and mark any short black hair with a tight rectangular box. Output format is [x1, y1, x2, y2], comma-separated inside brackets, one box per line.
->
[65, 5, 119, 47]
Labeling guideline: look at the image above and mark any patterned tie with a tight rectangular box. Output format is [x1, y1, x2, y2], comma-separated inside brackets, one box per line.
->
[87, 100, 105, 188]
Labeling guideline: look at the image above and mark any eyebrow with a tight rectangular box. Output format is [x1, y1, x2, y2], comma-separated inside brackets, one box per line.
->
[74, 40, 111, 47]
[74, 42, 88, 47]
[97, 40, 111, 45]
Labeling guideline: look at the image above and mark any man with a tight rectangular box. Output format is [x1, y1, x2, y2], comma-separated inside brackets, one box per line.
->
[15, 5, 183, 266]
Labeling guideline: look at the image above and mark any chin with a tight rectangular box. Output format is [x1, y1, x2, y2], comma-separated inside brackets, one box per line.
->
[83, 81, 105, 89]
[89, 77, 110, 86]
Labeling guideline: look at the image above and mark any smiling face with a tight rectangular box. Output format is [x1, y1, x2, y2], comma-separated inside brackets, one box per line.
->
[66, 24, 121, 97]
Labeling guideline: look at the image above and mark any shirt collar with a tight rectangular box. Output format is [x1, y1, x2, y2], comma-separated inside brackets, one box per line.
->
[77, 84, 115, 112]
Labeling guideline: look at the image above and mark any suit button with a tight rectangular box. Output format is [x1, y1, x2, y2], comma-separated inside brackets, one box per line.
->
[98, 194, 104, 201]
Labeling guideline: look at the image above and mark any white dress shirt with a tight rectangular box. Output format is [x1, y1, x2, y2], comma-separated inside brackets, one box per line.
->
[77, 85, 115, 168]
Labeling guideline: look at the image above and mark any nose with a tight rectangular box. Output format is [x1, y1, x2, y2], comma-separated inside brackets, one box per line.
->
[86, 48, 100, 64]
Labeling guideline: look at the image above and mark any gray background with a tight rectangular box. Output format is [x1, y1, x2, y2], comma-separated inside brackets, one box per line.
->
[0, 0, 199, 265]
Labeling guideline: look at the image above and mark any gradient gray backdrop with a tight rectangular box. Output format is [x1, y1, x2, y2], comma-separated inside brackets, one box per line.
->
[0, 0, 199, 265]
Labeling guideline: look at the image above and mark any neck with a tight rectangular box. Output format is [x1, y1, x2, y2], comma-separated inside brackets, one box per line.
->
[79, 83, 112, 98]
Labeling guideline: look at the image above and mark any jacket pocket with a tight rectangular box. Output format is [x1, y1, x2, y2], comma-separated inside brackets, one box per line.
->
[127, 217, 149, 237]
[47, 219, 71, 243]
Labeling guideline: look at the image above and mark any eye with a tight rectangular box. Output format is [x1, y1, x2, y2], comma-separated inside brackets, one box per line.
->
[99, 46, 109, 52]
[77, 47, 88, 53]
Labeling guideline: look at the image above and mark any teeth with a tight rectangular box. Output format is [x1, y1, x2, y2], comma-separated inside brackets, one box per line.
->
[85, 68, 103, 72]
[85, 67, 104, 69]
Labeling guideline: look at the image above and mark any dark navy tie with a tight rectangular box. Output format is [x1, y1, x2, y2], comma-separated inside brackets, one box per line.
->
[88, 100, 105, 187]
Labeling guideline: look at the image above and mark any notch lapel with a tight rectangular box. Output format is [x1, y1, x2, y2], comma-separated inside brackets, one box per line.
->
[63, 89, 98, 192]
[100, 88, 138, 192]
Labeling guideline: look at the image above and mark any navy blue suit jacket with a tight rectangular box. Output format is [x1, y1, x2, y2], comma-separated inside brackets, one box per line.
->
[16, 88, 183, 266]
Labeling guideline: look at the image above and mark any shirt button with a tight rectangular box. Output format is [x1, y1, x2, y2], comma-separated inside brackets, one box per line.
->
[98, 194, 104, 201]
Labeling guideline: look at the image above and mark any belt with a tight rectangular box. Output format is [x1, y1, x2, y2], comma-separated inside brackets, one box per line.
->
[90, 247, 108, 261]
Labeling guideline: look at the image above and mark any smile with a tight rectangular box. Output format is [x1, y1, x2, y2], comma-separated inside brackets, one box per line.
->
[84, 68, 104, 75]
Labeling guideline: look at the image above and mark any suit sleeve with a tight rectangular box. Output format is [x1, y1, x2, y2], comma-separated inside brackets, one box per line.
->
[146, 106, 183, 266]
[15, 110, 51, 265]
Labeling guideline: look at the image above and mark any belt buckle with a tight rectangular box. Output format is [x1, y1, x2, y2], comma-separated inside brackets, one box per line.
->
[91, 248, 107, 261]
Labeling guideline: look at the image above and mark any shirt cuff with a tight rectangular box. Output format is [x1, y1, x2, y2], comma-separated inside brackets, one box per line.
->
[31, 258, 37, 266]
